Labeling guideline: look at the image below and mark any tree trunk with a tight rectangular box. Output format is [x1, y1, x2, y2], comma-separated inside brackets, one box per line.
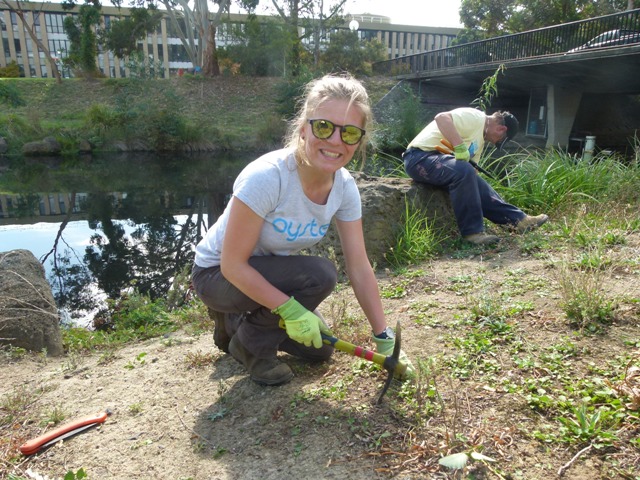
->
[202, 23, 220, 76]
[289, 0, 302, 77]
[8, 4, 62, 83]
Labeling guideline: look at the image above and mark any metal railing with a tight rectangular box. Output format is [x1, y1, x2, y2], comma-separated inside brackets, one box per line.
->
[373, 9, 640, 76]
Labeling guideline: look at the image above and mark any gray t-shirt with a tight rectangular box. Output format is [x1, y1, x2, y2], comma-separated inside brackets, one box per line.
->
[194, 148, 362, 268]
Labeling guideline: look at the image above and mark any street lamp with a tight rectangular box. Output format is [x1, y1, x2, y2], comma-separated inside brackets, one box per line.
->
[349, 20, 359, 32]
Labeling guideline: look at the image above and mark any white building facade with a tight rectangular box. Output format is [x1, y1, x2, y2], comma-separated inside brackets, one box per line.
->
[0, 2, 460, 79]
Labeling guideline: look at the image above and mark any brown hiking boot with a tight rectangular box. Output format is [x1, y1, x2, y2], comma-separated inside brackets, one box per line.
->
[516, 214, 549, 233]
[229, 336, 294, 386]
[463, 232, 500, 245]
[209, 309, 231, 353]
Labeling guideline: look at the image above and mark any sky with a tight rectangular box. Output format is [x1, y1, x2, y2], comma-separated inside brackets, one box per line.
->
[344, 0, 463, 28]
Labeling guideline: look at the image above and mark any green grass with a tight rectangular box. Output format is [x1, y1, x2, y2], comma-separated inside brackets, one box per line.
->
[0, 77, 284, 154]
[490, 148, 639, 213]
[386, 198, 443, 269]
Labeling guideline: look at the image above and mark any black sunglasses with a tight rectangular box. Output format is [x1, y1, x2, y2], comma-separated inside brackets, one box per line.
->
[308, 119, 366, 145]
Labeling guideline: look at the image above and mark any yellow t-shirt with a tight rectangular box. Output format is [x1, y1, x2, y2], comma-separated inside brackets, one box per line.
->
[408, 108, 486, 158]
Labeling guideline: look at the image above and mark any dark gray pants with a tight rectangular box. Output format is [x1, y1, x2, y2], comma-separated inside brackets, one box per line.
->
[191, 255, 336, 360]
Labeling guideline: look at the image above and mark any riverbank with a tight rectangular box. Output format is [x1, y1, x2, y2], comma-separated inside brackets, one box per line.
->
[0, 76, 398, 156]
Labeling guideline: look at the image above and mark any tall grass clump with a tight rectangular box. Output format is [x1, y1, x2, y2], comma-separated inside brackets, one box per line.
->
[386, 199, 442, 269]
[0, 113, 42, 144]
[492, 149, 627, 213]
[255, 113, 287, 150]
[608, 137, 640, 205]
[555, 259, 616, 331]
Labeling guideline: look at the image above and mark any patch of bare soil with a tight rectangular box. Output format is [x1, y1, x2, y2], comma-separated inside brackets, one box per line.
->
[2, 232, 640, 480]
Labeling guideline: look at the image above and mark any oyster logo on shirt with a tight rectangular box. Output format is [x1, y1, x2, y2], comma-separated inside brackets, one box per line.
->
[273, 218, 330, 241]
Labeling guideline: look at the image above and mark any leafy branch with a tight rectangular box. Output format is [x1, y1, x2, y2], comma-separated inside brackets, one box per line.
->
[471, 64, 506, 112]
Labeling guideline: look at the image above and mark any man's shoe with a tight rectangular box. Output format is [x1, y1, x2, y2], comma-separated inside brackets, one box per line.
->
[229, 336, 294, 386]
[516, 214, 549, 233]
[463, 232, 500, 245]
[209, 309, 231, 353]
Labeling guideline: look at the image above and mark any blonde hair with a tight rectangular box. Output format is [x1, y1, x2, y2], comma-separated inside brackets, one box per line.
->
[284, 73, 373, 168]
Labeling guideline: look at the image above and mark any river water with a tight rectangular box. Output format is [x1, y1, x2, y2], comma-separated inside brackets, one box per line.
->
[0, 151, 257, 323]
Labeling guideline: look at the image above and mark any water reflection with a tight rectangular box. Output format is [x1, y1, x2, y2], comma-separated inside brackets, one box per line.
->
[0, 151, 257, 322]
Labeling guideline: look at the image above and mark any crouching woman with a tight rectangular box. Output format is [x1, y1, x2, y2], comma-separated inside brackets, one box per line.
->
[191, 74, 414, 386]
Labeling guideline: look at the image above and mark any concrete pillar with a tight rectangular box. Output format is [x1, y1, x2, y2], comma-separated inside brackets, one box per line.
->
[391, 31, 397, 58]
[545, 84, 582, 149]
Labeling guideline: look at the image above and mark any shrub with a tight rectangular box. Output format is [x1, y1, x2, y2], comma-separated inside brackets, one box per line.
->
[0, 80, 25, 106]
[0, 60, 20, 78]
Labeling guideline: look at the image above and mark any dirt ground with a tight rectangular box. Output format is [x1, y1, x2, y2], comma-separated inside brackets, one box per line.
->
[2, 231, 640, 480]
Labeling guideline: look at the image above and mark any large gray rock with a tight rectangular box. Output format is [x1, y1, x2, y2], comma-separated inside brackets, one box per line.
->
[309, 173, 455, 269]
[0, 136, 8, 154]
[22, 136, 62, 156]
[0, 249, 64, 356]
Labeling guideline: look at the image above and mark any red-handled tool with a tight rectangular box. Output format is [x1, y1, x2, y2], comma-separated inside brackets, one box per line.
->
[19, 410, 110, 455]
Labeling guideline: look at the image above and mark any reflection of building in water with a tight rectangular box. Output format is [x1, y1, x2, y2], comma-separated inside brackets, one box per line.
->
[0, 192, 115, 223]
[0, 191, 199, 224]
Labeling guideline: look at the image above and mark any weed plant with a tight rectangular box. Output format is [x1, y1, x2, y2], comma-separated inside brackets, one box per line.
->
[556, 260, 616, 331]
[385, 199, 442, 270]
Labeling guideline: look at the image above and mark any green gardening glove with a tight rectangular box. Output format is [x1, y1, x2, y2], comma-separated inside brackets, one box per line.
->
[272, 297, 330, 348]
[372, 329, 416, 380]
[453, 143, 470, 161]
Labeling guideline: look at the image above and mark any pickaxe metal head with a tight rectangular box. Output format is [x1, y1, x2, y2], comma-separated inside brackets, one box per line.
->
[321, 321, 405, 403]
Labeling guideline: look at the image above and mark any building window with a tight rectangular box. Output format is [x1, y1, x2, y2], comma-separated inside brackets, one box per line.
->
[46, 13, 66, 34]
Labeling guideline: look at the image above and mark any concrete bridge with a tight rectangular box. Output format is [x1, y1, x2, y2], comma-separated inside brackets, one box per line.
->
[373, 9, 640, 153]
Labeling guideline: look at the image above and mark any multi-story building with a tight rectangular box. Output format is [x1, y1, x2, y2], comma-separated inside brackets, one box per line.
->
[0, 1, 460, 79]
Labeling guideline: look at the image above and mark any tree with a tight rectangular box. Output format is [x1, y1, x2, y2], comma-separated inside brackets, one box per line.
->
[459, 0, 631, 37]
[103, 6, 163, 57]
[319, 29, 386, 76]
[269, 0, 348, 77]
[61, 0, 165, 78]
[62, 0, 103, 77]
[222, 15, 293, 76]
[304, 0, 348, 67]
[0, 0, 62, 82]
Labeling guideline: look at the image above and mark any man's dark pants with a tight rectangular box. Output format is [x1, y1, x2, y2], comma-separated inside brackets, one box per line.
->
[403, 148, 525, 236]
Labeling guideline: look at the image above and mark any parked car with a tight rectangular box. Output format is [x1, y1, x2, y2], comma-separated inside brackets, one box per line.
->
[568, 29, 640, 52]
